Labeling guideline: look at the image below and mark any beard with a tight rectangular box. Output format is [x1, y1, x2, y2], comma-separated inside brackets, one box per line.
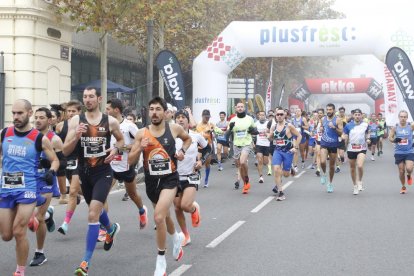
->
[151, 116, 163, 126]
[327, 112, 333, 117]
[14, 116, 30, 129]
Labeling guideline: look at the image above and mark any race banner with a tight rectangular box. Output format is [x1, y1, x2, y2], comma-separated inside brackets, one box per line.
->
[265, 59, 273, 113]
[279, 84, 285, 106]
[385, 47, 414, 122]
[155, 50, 186, 109]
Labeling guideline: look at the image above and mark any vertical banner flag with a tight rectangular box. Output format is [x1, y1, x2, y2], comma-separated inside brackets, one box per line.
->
[155, 50, 186, 109]
[385, 47, 414, 121]
[265, 59, 273, 113]
[279, 84, 285, 106]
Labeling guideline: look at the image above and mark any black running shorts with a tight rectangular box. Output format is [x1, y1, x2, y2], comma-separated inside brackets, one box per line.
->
[145, 171, 179, 204]
[113, 166, 136, 183]
[79, 164, 113, 204]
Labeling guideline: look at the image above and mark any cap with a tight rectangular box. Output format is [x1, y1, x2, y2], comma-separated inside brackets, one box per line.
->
[175, 109, 190, 122]
[167, 103, 173, 112]
[353, 108, 362, 114]
[202, 109, 211, 116]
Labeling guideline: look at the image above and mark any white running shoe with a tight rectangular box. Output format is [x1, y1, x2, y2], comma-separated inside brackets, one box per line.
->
[357, 181, 364, 191]
[259, 176, 264, 183]
[371, 156, 375, 161]
[154, 255, 166, 276]
[353, 185, 359, 195]
[172, 232, 184, 261]
[293, 166, 298, 173]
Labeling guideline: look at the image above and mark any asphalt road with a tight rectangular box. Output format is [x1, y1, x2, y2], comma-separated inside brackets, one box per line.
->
[1, 141, 414, 276]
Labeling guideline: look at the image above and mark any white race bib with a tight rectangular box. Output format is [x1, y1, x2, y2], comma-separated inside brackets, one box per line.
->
[148, 158, 172, 176]
[2, 172, 25, 189]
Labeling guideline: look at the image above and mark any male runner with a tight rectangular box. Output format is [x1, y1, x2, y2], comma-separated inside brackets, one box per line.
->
[29, 107, 65, 266]
[216, 111, 229, 171]
[319, 103, 343, 193]
[226, 101, 258, 194]
[268, 107, 301, 200]
[0, 100, 59, 276]
[315, 108, 325, 176]
[388, 110, 414, 194]
[56, 100, 83, 235]
[377, 112, 387, 156]
[266, 111, 275, 175]
[291, 108, 308, 170]
[336, 107, 348, 173]
[128, 97, 192, 276]
[368, 113, 379, 161]
[174, 109, 211, 246]
[342, 109, 369, 195]
[308, 111, 319, 169]
[63, 87, 124, 275]
[106, 99, 148, 229]
[255, 111, 270, 183]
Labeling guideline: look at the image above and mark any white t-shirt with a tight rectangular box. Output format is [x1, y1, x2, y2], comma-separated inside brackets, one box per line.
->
[110, 118, 139, 172]
[255, 120, 270, 147]
[176, 130, 208, 176]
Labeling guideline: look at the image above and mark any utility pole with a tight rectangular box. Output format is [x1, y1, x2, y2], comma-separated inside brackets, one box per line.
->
[158, 23, 165, 98]
[100, 32, 108, 112]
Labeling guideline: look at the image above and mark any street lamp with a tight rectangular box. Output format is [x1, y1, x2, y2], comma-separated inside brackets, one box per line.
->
[0, 51, 5, 129]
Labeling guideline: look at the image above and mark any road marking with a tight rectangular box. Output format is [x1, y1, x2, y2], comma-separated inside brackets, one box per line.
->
[294, 171, 306, 178]
[170, 264, 192, 276]
[282, 180, 293, 189]
[251, 196, 274, 213]
[307, 164, 313, 169]
[206, 220, 245, 248]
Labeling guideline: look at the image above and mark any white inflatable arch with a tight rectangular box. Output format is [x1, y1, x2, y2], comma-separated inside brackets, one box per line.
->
[192, 19, 412, 125]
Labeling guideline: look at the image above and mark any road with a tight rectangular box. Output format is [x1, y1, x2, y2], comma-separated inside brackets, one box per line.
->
[1, 141, 414, 276]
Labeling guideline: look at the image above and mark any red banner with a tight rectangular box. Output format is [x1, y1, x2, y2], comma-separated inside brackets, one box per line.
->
[375, 97, 384, 115]
[305, 78, 373, 94]
[288, 97, 304, 114]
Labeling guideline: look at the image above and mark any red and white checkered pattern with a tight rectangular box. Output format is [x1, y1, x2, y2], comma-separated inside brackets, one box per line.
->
[206, 36, 231, 61]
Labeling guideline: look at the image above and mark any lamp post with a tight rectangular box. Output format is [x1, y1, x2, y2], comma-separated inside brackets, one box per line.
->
[0, 51, 5, 129]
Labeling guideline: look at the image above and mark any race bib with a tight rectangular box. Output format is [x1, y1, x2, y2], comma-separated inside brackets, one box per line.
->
[83, 140, 106, 158]
[258, 131, 267, 138]
[351, 144, 362, 150]
[2, 172, 25, 189]
[236, 130, 247, 138]
[398, 139, 409, 146]
[188, 173, 201, 185]
[274, 139, 285, 146]
[112, 153, 123, 163]
[67, 159, 78, 170]
[148, 158, 172, 176]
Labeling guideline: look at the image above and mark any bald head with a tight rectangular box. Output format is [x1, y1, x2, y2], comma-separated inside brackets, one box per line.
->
[14, 99, 32, 111]
[12, 99, 33, 130]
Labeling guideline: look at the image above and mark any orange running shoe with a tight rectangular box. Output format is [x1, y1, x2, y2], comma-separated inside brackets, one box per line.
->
[400, 186, 407, 194]
[242, 183, 251, 194]
[191, 202, 201, 228]
[408, 175, 413, 185]
[139, 205, 148, 229]
[74, 261, 88, 276]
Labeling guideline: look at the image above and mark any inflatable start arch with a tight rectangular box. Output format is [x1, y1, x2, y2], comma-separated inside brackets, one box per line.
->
[192, 19, 414, 125]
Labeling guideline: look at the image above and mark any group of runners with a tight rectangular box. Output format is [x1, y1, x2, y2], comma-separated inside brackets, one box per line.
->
[0, 86, 412, 276]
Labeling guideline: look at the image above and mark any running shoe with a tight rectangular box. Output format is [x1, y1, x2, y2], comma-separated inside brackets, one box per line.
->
[380, 150, 383, 155]
[320, 175, 327, 185]
[45, 206, 55, 232]
[400, 186, 407, 194]
[203, 181, 209, 188]
[182, 233, 191, 247]
[254, 160, 258, 167]
[276, 192, 286, 201]
[371, 155, 375, 161]
[58, 222, 68, 235]
[272, 186, 278, 194]
[154, 255, 167, 276]
[327, 183, 334, 193]
[218, 165, 223, 171]
[242, 183, 251, 194]
[104, 223, 120, 251]
[139, 205, 148, 229]
[377, 151, 380, 157]
[259, 176, 264, 183]
[191, 202, 201, 228]
[74, 261, 88, 276]
[353, 186, 359, 195]
[267, 167, 272, 176]
[335, 166, 340, 173]
[316, 170, 320, 177]
[293, 166, 298, 173]
[301, 162, 305, 169]
[311, 164, 315, 169]
[172, 232, 184, 261]
[290, 167, 296, 176]
[122, 193, 130, 201]
[408, 175, 413, 186]
[234, 181, 240, 190]
[29, 252, 47, 266]
[357, 181, 364, 191]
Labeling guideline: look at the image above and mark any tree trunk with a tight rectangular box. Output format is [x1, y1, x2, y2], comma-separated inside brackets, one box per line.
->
[100, 32, 108, 113]
[158, 23, 164, 98]
[146, 19, 154, 104]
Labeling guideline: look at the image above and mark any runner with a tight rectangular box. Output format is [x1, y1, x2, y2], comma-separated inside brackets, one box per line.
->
[368, 113, 379, 161]
[29, 107, 65, 266]
[377, 112, 387, 156]
[336, 107, 348, 173]
[255, 111, 270, 183]
[319, 103, 343, 193]
[63, 87, 124, 275]
[216, 111, 229, 171]
[128, 97, 192, 276]
[173, 109, 211, 247]
[56, 100, 83, 235]
[315, 108, 325, 176]
[268, 107, 301, 200]
[226, 101, 258, 194]
[266, 111, 275, 176]
[105, 99, 148, 229]
[342, 109, 369, 195]
[388, 110, 414, 194]
[291, 108, 308, 170]
[308, 111, 319, 169]
[0, 99, 59, 276]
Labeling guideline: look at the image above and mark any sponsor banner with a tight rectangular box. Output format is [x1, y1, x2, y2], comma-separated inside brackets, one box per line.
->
[291, 84, 311, 101]
[367, 79, 383, 100]
[382, 65, 401, 126]
[279, 84, 285, 106]
[385, 47, 414, 122]
[374, 97, 384, 116]
[156, 50, 186, 109]
[265, 60, 273, 113]
[304, 78, 372, 94]
[288, 97, 304, 114]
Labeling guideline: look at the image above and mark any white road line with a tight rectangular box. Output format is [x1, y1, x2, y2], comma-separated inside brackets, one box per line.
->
[170, 264, 193, 276]
[294, 171, 306, 178]
[251, 196, 274, 213]
[206, 220, 246, 248]
[282, 180, 293, 189]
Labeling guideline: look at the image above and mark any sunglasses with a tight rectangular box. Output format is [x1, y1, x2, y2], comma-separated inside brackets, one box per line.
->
[276, 113, 284, 116]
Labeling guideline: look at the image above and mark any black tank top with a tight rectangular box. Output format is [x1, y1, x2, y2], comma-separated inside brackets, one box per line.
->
[59, 120, 78, 161]
[77, 113, 111, 168]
